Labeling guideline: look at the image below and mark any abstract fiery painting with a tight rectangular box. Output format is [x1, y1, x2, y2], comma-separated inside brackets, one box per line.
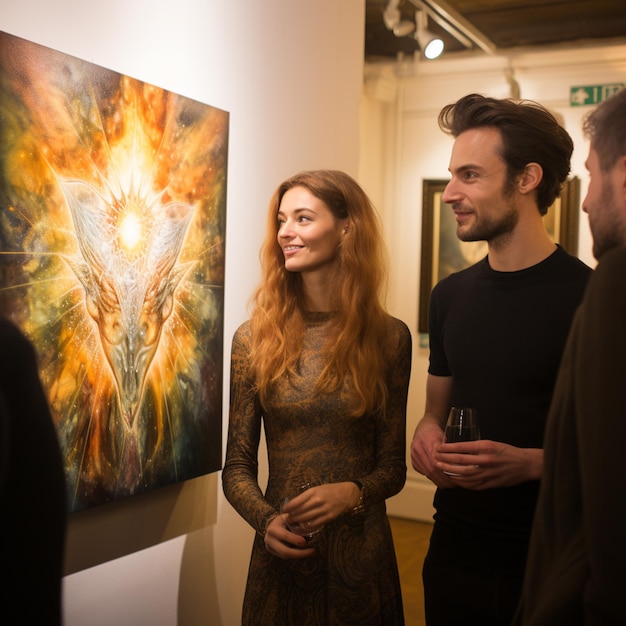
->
[0, 32, 228, 512]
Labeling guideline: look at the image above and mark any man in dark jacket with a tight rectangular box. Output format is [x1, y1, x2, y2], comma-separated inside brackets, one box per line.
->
[514, 87, 626, 625]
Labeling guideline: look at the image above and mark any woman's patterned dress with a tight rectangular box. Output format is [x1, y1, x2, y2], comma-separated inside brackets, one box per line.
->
[222, 312, 412, 625]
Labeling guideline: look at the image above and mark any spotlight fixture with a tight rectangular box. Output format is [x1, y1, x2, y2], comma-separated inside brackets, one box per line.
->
[382, 1, 445, 60]
[408, 0, 494, 54]
[382, 0, 401, 30]
[394, 20, 416, 37]
[383, 0, 415, 37]
[415, 9, 444, 59]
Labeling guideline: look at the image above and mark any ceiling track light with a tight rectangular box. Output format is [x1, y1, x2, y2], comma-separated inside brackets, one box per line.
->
[382, 0, 444, 60]
[394, 19, 416, 38]
[382, 0, 402, 31]
[382, 0, 496, 58]
[415, 9, 444, 59]
[383, 0, 415, 37]
[408, 0, 496, 54]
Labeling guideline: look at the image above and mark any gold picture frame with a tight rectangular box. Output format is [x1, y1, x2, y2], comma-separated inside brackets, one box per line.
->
[418, 177, 580, 333]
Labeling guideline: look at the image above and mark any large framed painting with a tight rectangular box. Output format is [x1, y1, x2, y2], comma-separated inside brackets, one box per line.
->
[0, 31, 228, 512]
[418, 177, 580, 333]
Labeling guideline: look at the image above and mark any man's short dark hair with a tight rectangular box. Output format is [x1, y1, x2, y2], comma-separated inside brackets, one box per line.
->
[438, 93, 573, 215]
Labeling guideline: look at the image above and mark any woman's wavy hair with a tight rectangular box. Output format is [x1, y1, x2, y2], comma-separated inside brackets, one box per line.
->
[438, 93, 573, 215]
[248, 169, 390, 416]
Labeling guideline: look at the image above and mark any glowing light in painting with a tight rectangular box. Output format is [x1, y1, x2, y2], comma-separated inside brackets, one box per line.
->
[0, 32, 228, 511]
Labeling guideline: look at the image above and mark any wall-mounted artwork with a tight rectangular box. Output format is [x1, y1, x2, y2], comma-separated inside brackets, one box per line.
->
[0, 31, 228, 512]
[418, 177, 580, 333]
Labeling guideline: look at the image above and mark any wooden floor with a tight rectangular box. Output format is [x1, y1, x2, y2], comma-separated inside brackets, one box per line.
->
[389, 516, 433, 626]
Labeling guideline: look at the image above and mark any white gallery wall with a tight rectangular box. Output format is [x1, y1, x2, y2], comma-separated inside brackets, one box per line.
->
[361, 43, 626, 521]
[0, 1, 365, 624]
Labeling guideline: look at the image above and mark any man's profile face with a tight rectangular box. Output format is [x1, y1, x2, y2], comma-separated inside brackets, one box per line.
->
[583, 145, 626, 260]
[442, 127, 518, 245]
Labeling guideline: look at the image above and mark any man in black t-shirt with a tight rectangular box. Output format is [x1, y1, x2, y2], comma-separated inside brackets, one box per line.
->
[410, 94, 592, 626]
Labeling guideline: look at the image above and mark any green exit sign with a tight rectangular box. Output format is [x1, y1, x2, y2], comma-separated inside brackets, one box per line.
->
[570, 83, 624, 106]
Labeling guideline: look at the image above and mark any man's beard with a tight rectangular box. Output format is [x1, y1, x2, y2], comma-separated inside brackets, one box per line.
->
[457, 197, 519, 244]
[592, 182, 624, 260]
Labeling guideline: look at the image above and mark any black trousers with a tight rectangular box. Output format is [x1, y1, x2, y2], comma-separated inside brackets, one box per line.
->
[422, 522, 527, 626]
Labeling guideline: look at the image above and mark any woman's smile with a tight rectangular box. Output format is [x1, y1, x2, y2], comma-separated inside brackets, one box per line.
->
[277, 186, 347, 275]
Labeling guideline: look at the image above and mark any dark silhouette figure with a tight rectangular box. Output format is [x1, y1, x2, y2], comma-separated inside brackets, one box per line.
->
[0, 317, 67, 625]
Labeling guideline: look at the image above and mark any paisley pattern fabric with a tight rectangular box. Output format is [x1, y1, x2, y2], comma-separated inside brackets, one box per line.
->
[222, 312, 412, 625]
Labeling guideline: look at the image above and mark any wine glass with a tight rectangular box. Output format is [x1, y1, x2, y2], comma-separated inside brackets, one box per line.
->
[443, 407, 480, 475]
[444, 406, 480, 443]
[280, 475, 322, 542]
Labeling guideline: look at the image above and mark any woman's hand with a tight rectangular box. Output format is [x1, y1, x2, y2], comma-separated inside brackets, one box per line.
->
[263, 481, 361, 559]
[263, 513, 316, 560]
[281, 482, 360, 529]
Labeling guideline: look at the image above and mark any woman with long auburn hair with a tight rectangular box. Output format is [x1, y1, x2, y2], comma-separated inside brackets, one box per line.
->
[222, 170, 412, 624]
